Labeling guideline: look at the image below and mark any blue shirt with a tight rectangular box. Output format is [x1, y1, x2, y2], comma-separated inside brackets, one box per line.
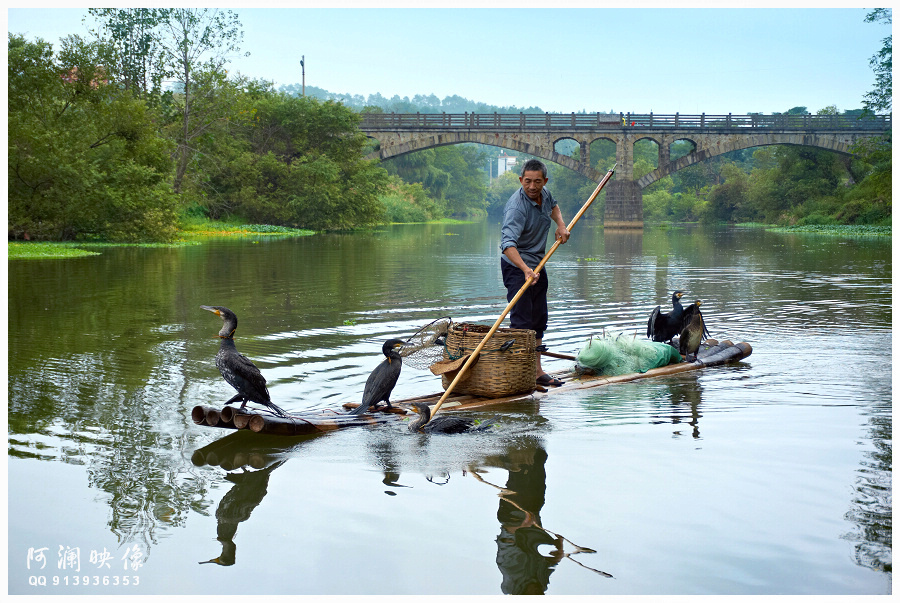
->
[500, 187, 558, 269]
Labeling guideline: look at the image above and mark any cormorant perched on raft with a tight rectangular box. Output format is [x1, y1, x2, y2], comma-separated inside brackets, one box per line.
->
[408, 402, 499, 434]
[647, 290, 685, 344]
[200, 305, 286, 417]
[350, 339, 405, 415]
[679, 300, 709, 362]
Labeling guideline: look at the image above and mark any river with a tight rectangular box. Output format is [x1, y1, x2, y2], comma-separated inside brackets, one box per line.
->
[7, 221, 892, 595]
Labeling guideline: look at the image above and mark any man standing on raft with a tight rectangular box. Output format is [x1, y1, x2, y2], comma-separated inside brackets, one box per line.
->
[500, 159, 569, 387]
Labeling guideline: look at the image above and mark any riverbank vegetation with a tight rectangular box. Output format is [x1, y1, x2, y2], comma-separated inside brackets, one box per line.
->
[7, 8, 891, 244]
[8, 220, 318, 259]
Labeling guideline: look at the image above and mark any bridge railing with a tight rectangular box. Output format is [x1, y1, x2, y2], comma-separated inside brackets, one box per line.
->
[360, 112, 618, 128]
[360, 112, 891, 131]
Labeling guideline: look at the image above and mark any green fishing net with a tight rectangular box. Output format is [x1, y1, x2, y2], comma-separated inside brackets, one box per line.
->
[575, 331, 682, 375]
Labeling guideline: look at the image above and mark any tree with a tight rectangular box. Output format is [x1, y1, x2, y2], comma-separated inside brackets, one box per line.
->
[158, 9, 246, 193]
[381, 149, 451, 206]
[432, 145, 490, 216]
[8, 34, 179, 241]
[87, 8, 168, 99]
[197, 90, 390, 229]
[486, 171, 523, 217]
[87, 8, 249, 195]
[863, 8, 891, 113]
[706, 162, 751, 223]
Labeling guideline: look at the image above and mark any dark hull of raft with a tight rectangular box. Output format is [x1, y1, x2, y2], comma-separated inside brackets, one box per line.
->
[193, 339, 751, 436]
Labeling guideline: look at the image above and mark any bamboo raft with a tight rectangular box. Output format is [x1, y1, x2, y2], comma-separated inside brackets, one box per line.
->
[192, 338, 751, 437]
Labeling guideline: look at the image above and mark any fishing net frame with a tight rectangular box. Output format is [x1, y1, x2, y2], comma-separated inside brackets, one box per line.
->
[398, 316, 453, 370]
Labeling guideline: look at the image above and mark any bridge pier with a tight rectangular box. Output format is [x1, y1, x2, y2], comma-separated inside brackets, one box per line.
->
[658, 136, 671, 171]
[604, 180, 643, 228]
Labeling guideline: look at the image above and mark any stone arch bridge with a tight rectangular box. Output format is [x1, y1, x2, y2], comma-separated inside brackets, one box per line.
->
[360, 112, 890, 227]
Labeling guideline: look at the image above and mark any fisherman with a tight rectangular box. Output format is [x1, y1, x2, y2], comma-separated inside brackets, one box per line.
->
[500, 159, 569, 387]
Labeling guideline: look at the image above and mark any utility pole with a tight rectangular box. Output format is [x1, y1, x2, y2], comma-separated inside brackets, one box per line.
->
[300, 55, 305, 96]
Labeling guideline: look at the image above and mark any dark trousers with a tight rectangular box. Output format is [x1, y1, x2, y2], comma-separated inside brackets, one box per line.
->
[501, 259, 549, 340]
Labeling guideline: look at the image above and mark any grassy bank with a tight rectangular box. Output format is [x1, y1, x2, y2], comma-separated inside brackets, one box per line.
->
[8, 220, 317, 260]
[177, 217, 316, 237]
[8, 242, 104, 260]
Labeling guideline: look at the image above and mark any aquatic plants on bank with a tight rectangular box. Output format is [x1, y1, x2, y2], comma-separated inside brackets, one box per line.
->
[179, 223, 316, 237]
[8, 222, 317, 259]
[7, 242, 103, 260]
[7, 240, 204, 260]
[766, 224, 891, 236]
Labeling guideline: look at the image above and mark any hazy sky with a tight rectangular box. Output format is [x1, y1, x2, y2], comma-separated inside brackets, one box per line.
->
[7, 6, 889, 115]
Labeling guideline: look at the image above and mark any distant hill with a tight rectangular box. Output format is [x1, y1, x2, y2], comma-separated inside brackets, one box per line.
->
[276, 83, 617, 115]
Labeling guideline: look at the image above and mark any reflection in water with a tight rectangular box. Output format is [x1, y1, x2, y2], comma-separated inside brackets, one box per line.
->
[652, 373, 704, 439]
[603, 228, 643, 305]
[191, 433, 300, 566]
[842, 410, 892, 573]
[357, 427, 613, 593]
[491, 445, 559, 594]
[363, 428, 416, 493]
[382, 472, 411, 494]
[475, 438, 612, 593]
[199, 462, 285, 566]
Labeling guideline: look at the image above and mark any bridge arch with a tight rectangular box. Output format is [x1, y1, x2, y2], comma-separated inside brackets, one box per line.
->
[670, 138, 697, 157]
[552, 136, 580, 156]
[590, 135, 617, 146]
[637, 132, 862, 187]
[364, 130, 604, 181]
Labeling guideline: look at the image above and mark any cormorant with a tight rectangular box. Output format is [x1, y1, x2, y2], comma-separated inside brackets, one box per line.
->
[679, 300, 707, 362]
[201, 305, 286, 416]
[350, 339, 405, 415]
[646, 290, 685, 343]
[408, 402, 498, 434]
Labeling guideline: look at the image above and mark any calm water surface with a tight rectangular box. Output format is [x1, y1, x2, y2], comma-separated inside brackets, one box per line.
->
[7, 222, 892, 595]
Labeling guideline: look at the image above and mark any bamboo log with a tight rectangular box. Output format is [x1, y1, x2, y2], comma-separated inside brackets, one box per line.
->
[696, 340, 729, 359]
[561, 342, 750, 393]
[219, 405, 252, 424]
[233, 412, 253, 429]
[191, 405, 209, 425]
[540, 350, 577, 361]
[342, 391, 478, 413]
[544, 338, 728, 370]
[246, 410, 395, 436]
[205, 408, 223, 426]
[192, 405, 241, 429]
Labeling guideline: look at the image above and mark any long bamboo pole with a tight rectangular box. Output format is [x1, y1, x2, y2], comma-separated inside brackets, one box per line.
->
[426, 163, 617, 423]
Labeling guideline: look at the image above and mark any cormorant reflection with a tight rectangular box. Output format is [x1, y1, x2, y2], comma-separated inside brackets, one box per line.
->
[199, 461, 284, 566]
[651, 374, 704, 439]
[192, 432, 298, 566]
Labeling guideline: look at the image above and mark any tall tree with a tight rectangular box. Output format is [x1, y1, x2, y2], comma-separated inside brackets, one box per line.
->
[154, 9, 246, 193]
[87, 8, 167, 99]
[87, 8, 248, 194]
[863, 8, 892, 113]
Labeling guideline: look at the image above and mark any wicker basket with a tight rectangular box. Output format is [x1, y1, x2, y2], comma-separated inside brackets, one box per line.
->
[439, 322, 536, 398]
